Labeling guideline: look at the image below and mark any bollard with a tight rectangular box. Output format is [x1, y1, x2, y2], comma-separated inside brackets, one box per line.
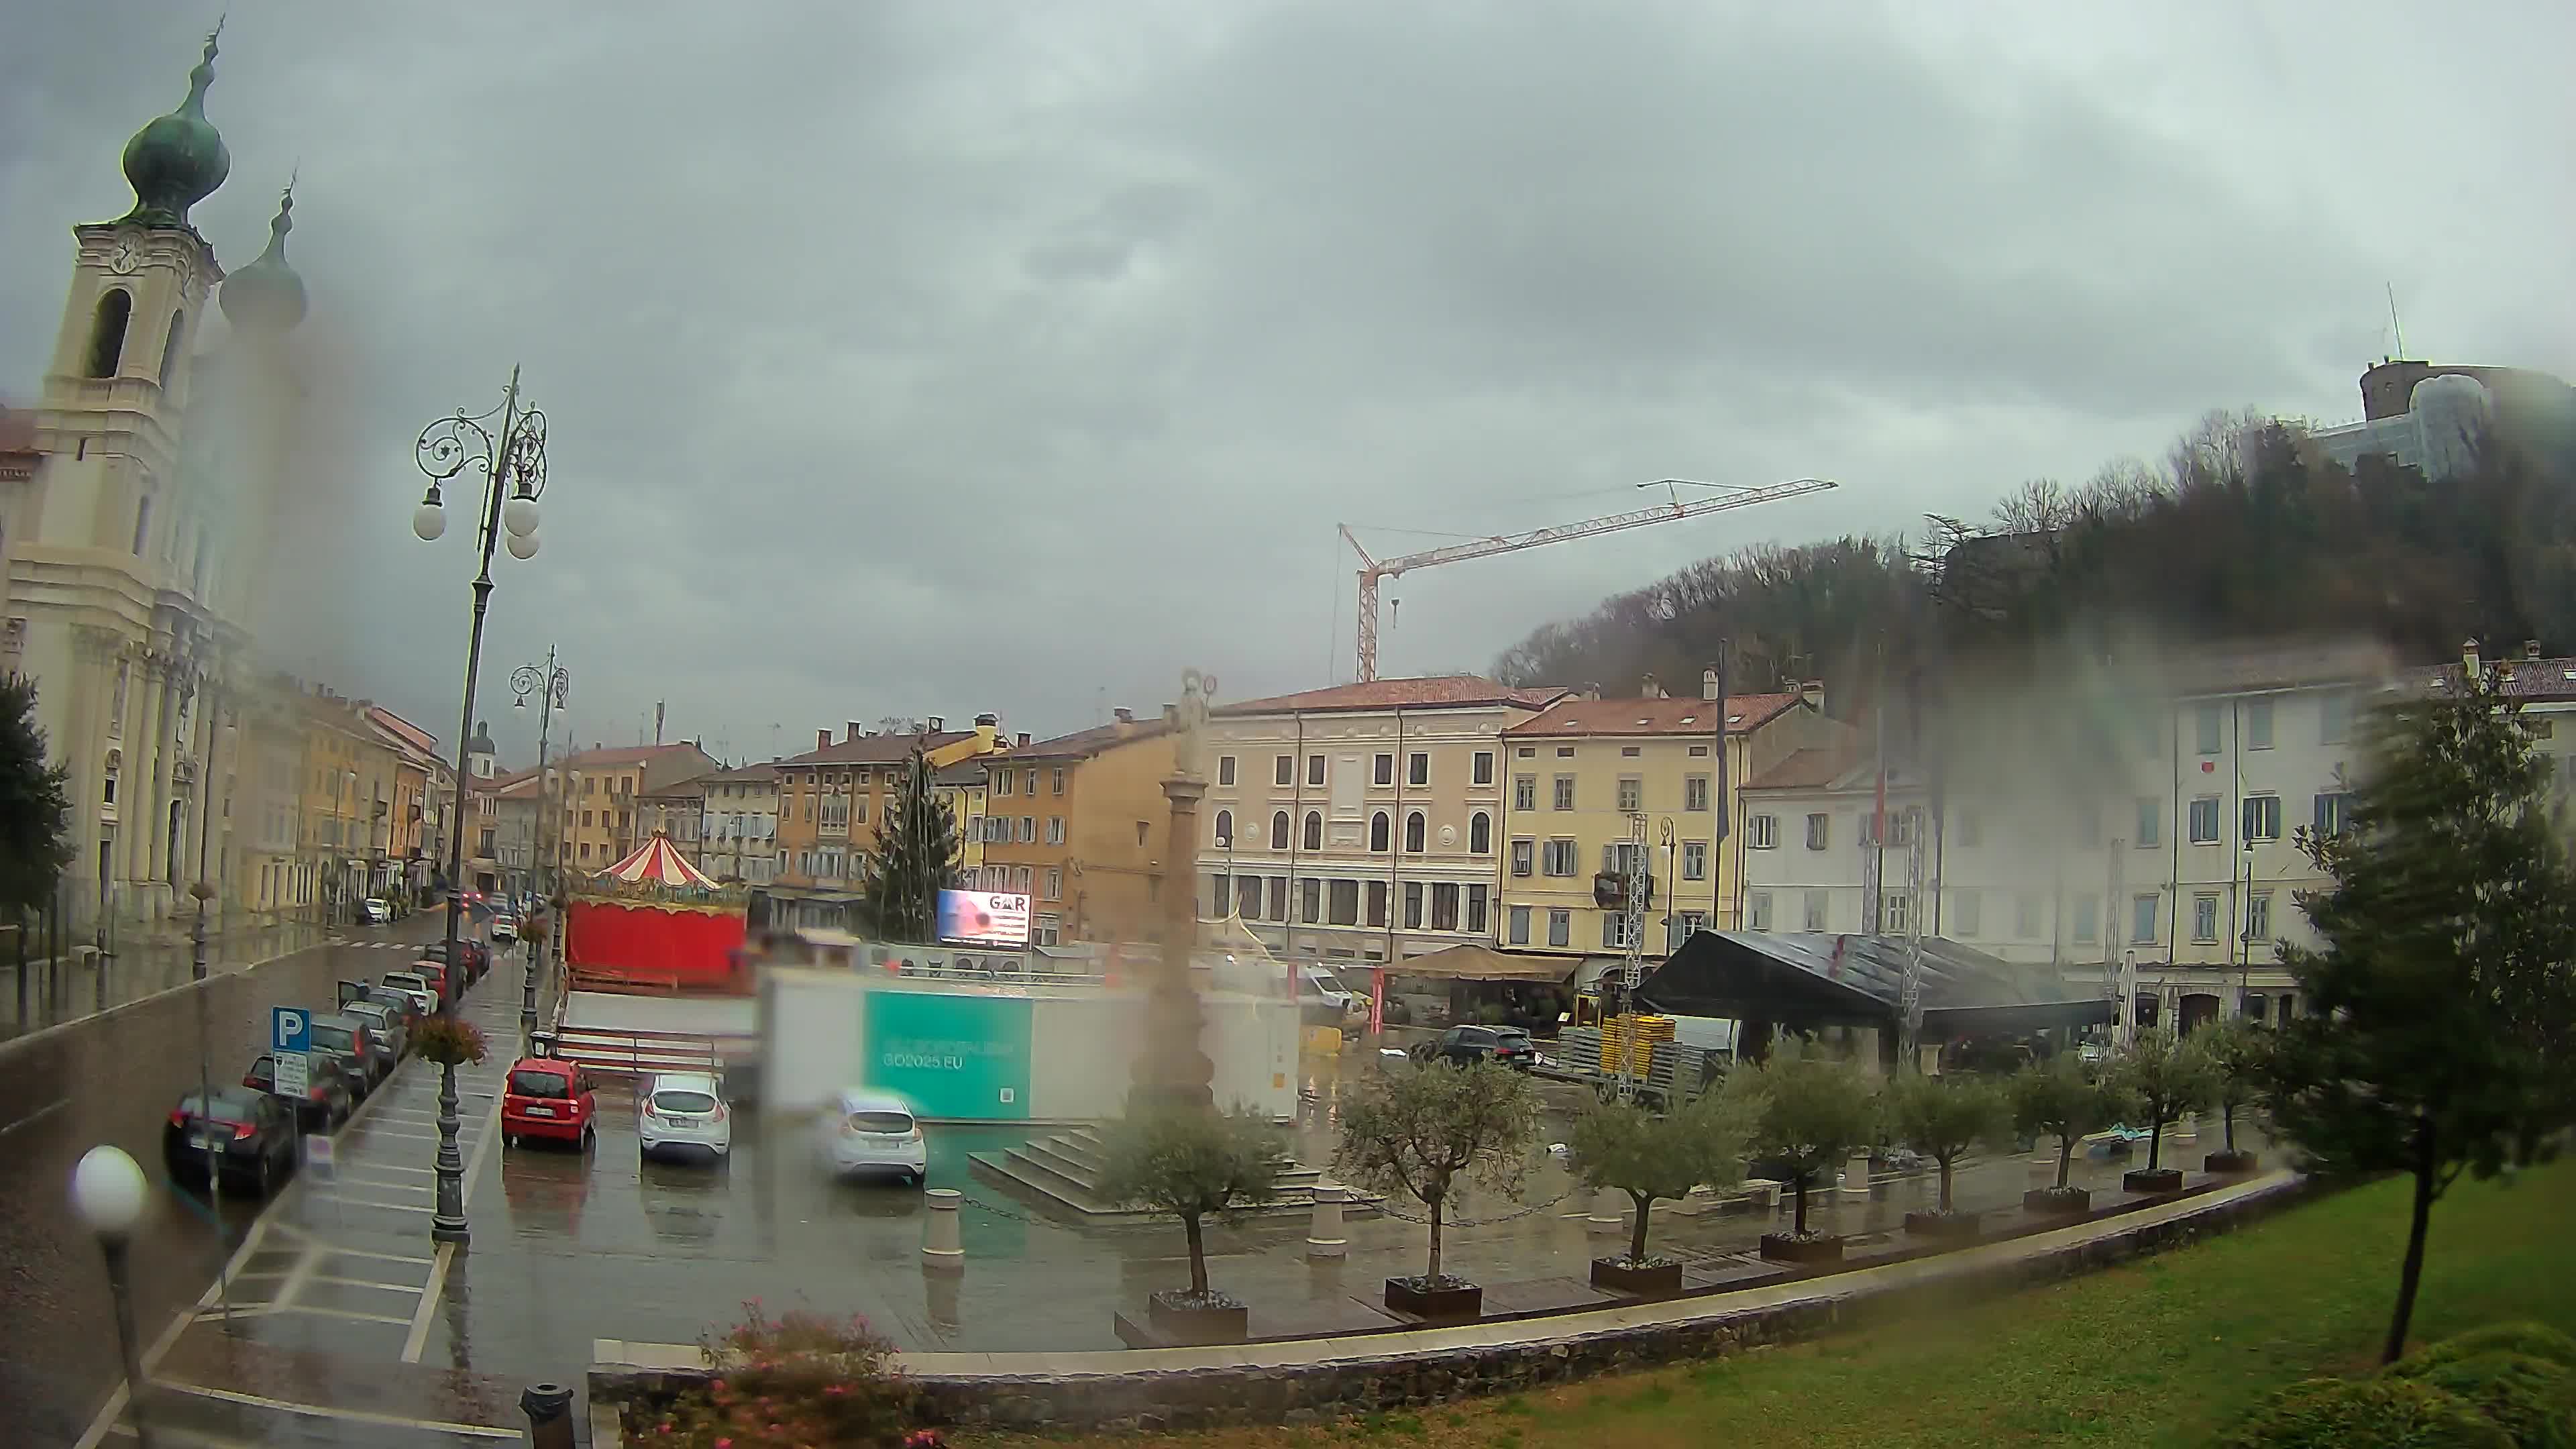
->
[2174, 1112, 2198, 1143]
[1305, 1183, 1348, 1258]
[1839, 1147, 1874, 1197]
[1585, 1186, 1625, 1234]
[519, 1382, 575, 1449]
[921, 1187, 965, 1271]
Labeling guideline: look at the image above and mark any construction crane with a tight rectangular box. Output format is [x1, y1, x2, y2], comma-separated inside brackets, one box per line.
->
[1340, 476, 1839, 682]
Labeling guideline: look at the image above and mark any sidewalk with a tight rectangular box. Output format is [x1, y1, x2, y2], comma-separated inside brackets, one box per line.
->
[0, 918, 329, 1038]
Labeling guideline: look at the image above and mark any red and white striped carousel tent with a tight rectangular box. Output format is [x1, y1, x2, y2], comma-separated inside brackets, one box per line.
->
[596, 833, 717, 889]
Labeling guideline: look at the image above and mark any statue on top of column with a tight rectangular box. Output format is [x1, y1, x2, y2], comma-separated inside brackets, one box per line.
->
[1171, 667, 1217, 783]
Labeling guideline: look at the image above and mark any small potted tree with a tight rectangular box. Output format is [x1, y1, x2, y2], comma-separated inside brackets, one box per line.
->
[2196, 1016, 2271, 1173]
[2011, 1053, 2126, 1218]
[1565, 1092, 1746, 1295]
[1721, 1045, 1880, 1265]
[2108, 1028, 2218, 1193]
[1095, 1106, 1283, 1344]
[1334, 1058, 1540, 1320]
[1888, 1071, 2011, 1240]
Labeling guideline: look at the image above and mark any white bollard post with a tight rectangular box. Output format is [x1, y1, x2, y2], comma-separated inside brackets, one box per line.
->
[1586, 1187, 1625, 1234]
[921, 1187, 965, 1271]
[1840, 1147, 1875, 1197]
[1305, 1183, 1348, 1258]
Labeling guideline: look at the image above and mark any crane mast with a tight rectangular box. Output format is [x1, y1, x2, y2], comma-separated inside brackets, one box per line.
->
[1342, 476, 1838, 682]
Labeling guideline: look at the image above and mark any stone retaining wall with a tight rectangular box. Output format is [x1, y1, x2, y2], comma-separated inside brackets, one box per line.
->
[592, 1172, 2316, 1436]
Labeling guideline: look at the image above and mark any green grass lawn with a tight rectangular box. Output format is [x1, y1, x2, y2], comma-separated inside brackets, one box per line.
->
[979, 1159, 2575, 1448]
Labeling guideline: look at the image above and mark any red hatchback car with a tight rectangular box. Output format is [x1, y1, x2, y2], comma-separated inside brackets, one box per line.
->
[502, 1056, 597, 1150]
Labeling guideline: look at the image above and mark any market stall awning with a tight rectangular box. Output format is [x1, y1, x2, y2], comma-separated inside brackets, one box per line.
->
[1384, 944, 1583, 984]
[596, 833, 717, 889]
[1638, 932, 2112, 1036]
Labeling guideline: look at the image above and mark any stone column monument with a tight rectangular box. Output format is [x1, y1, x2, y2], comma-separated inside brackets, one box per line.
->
[1130, 667, 1218, 1113]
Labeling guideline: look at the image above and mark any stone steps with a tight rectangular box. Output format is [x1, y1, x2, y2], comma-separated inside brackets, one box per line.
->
[968, 1126, 1378, 1223]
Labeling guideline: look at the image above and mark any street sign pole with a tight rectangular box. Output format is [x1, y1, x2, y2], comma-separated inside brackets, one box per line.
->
[271, 1006, 311, 1102]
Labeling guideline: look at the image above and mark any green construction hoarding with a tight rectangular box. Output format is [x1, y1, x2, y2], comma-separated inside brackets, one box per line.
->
[863, 989, 1034, 1121]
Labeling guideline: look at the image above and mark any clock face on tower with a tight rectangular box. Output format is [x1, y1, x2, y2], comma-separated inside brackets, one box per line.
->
[108, 236, 142, 275]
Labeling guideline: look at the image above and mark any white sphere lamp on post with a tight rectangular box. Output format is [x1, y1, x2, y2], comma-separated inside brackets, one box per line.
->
[72, 1144, 154, 1448]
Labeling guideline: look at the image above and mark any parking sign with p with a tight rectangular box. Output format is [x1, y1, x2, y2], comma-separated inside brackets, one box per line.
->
[271, 1006, 310, 1102]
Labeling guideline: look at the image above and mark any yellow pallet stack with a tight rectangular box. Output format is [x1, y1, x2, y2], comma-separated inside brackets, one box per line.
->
[1601, 1014, 1675, 1077]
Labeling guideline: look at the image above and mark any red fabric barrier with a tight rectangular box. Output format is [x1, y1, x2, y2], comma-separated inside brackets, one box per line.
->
[566, 900, 746, 987]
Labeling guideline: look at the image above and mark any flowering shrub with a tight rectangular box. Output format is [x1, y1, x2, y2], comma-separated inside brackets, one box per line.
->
[411, 1015, 488, 1067]
[631, 1300, 925, 1448]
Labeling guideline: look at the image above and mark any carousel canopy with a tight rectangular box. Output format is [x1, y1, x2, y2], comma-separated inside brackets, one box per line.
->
[1638, 931, 2113, 1037]
[596, 833, 717, 889]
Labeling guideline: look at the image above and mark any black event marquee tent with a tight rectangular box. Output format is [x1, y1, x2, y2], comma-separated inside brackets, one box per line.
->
[1638, 931, 2114, 1040]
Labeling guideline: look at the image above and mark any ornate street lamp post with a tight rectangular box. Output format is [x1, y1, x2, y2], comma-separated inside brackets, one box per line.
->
[512, 649, 566, 1043]
[412, 367, 549, 1246]
[1130, 668, 1218, 1114]
[72, 1145, 154, 1449]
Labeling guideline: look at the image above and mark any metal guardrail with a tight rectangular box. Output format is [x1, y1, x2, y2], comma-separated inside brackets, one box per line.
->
[545, 1024, 747, 1078]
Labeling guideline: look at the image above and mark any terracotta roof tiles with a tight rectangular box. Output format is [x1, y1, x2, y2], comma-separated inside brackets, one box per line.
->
[1504, 692, 1805, 738]
[1216, 675, 1564, 716]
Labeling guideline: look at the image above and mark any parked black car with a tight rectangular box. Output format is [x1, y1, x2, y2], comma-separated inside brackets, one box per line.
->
[308, 1014, 389, 1093]
[1412, 1024, 1538, 1070]
[165, 1087, 299, 1194]
[243, 1053, 355, 1129]
[422, 937, 492, 987]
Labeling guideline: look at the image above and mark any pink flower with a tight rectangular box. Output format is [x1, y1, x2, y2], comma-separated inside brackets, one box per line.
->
[714, 1441, 732, 1448]
[823, 1385, 845, 1396]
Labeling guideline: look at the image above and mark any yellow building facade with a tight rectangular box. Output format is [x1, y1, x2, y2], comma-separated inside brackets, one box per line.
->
[975, 714, 1175, 947]
[1497, 676, 1845, 956]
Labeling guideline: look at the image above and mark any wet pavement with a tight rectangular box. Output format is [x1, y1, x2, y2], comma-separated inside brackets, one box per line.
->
[104, 986, 2276, 1447]
[1, 918, 333, 1038]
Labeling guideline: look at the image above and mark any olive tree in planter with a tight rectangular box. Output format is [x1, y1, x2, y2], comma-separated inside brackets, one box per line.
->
[2011, 1054, 2128, 1218]
[1888, 1071, 2012, 1240]
[1096, 1105, 1284, 1344]
[1333, 1058, 1540, 1320]
[1721, 1045, 1880, 1265]
[1564, 1092, 1747, 1295]
[2197, 1016, 2272, 1173]
[2108, 1028, 2220, 1193]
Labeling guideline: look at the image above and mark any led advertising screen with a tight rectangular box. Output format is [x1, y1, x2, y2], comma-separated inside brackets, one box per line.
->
[936, 889, 1032, 947]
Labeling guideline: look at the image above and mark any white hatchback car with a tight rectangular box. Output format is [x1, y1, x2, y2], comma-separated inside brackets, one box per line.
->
[638, 1072, 733, 1164]
[818, 1088, 927, 1186]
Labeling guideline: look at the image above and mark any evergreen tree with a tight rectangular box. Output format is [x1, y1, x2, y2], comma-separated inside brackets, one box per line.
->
[2269, 665, 2576, 1364]
[857, 746, 959, 942]
[0, 677, 74, 916]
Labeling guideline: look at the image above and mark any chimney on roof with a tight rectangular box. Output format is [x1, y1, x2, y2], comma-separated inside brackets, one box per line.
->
[2528, 640, 2543, 661]
[927, 716, 944, 733]
[2463, 639, 2482, 677]
[1801, 678, 1827, 712]
[1112, 707, 1135, 737]
[1016, 732, 1031, 748]
[974, 713, 998, 751]
[1640, 673, 1663, 698]
[817, 729, 832, 752]
[1703, 667, 1721, 701]
[847, 720, 863, 742]
[1582, 682, 1602, 702]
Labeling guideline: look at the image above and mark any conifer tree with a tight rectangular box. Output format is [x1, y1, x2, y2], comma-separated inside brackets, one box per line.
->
[0, 677, 74, 916]
[857, 745, 959, 942]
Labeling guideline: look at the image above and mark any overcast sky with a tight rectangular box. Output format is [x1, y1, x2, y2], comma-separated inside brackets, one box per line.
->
[5, 1, 2569, 768]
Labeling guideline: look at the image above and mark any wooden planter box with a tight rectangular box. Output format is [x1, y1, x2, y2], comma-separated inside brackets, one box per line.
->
[1589, 1256, 1685, 1296]
[1383, 1277, 1483, 1320]
[1902, 1210, 1983, 1240]
[1145, 1291, 1248, 1345]
[2204, 1149, 2260, 1174]
[2122, 1167, 2185, 1194]
[2023, 1187, 2092, 1217]
[1759, 1232, 1846, 1265]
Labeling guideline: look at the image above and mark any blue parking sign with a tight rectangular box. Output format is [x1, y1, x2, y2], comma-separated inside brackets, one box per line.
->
[272, 1006, 310, 1055]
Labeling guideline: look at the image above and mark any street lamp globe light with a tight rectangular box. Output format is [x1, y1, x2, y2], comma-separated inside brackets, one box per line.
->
[502, 488, 540, 538]
[412, 488, 447, 542]
[72, 1144, 148, 1237]
[504, 529, 540, 561]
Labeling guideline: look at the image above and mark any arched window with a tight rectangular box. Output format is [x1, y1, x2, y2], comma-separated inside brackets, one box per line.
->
[158, 310, 185, 384]
[1404, 810, 1426, 853]
[1469, 810, 1492, 854]
[1269, 810, 1289, 850]
[1212, 809, 1232, 847]
[1369, 811, 1390, 852]
[88, 289, 132, 378]
[1302, 810, 1322, 852]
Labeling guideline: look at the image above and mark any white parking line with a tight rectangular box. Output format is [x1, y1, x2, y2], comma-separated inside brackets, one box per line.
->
[307, 1193, 435, 1214]
[326, 1246, 436, 1267]
[153, 1382, 521, 1438]
[273, 1303, 416, 1327]
[309, 1275, 424, 1295]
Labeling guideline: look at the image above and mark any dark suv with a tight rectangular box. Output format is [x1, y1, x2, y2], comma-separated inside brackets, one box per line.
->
[1413, 1025, 1538, 1071]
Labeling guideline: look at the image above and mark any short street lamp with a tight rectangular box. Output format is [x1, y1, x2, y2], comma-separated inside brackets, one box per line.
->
[73, 1144, 154, 1449]
[512, 650, 567, 1044]
[413, 366, 550, 1247]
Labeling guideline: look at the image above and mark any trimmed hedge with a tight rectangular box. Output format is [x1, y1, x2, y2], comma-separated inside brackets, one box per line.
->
[2398, 1322, 2576, 1375]
[2214, 1376, 2513, 1448]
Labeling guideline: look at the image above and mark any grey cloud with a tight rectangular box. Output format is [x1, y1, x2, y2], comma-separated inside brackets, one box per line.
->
[3, 1, 2568, 769]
